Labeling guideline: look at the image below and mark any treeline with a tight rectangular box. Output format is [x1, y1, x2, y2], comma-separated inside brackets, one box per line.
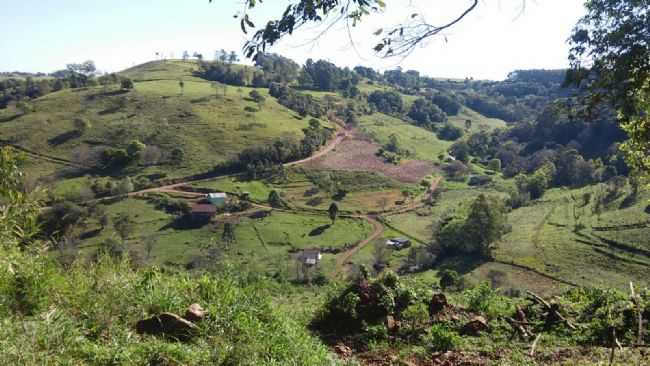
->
[269, 83, 324, 118]
[237, 119, 333, 178]
[1, 60, 131, 109]
[365, 89, 463, 140]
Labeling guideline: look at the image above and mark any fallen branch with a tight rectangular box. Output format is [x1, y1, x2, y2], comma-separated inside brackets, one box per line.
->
[526, 291, 576, 330]
[529, 333, 542, 357]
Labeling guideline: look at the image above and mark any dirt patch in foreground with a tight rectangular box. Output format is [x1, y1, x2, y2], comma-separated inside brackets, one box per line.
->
[305, 131, 437, 183]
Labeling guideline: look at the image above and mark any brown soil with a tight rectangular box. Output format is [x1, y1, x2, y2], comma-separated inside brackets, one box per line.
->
[305, 130, 437, 184]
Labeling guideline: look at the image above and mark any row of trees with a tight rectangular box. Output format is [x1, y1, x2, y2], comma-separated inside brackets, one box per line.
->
[238, 119, 333, 178]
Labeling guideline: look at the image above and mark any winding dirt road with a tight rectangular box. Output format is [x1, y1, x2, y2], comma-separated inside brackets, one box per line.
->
[335, 215, 384, 274]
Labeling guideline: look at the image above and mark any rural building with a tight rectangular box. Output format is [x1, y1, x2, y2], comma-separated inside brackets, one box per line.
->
[385, 238, 411, 249]
[206, 192, 227, 207]
[298, 249, 322, 266]
[190, 203, 218, 220]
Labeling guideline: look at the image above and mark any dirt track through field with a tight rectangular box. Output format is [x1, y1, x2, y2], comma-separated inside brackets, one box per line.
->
[335, 215, 384, 275]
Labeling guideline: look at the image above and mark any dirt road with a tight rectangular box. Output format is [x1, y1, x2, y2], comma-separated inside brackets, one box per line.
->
[335, 215, 384, 275]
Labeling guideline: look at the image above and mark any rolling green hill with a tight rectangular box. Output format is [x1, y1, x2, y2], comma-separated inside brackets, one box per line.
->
[0, 61, 330, 195]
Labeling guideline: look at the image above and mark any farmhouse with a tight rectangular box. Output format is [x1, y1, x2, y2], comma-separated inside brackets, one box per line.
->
[298, 249, 322, 266]
[206, 192, 227, 207]
[385, 237, 411, 249]
[190, 203, 218, 220]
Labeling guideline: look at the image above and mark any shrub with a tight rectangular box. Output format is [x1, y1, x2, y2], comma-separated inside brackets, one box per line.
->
[439, 269, 462, 291]
[100, 148, 130, 170]
[120, 78, 134, 90]
[426, 324, 460, 352]
[170, 147, 184, 165]
[488, 158, 502, 172]
[437, 123, 464, 141]
[463, 282, 512, 318]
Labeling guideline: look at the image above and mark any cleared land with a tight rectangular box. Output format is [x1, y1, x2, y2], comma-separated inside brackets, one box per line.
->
[305, 130, 437, 183]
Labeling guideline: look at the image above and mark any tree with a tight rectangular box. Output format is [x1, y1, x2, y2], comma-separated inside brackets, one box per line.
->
[268, 190, 285, 208]
[449, 141, 470, 163]
[228, 51, 239, 64]
[113, 213, 134, 242]
[465, 119, 472, 130]
[73, 117, 91, 134]
[112, 177, 134, 195]
[567, 0, 650, 177]
[66, 60, 96, 76]
[328, 202, 339, 224]
[178, 80, 185, 95]
[120, 78, 134, 90]
[170, 147, 184, 165]
[488, 158, 501, 172]
[436, 195, 506, 259]
[218, 49, 228, 63]
[437, 123, 464, 141]
[126, 140, 146, 161]
[431, 94, 462, 115]
[439, 269, 462, 291]
[367, 90, 403, 114]
[182, 50, 190, 61]
[408, 98, 447, 126]
[463, 194, 507, 258]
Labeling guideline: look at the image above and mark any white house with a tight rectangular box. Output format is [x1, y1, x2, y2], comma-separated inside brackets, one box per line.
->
[385, 238, 411, 250]
[206, 192, 227, 207]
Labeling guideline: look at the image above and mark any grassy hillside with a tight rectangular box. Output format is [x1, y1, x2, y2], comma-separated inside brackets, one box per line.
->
[384, 180, 650, 292]
[0, 61, 329, 194]
[359, 108, 505, 163]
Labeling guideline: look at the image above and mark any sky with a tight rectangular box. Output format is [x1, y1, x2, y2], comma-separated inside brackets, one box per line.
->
[0, 0, 586, 80]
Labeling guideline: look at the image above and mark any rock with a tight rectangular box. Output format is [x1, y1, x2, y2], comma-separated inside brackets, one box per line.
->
[429, 293, 449, 315]
[461, 315, 489, 336]
[136, 312, 199, 341]
[334, 343, 352, 358]
[385, 315, 400, 332]
[184, 303, 205, 322]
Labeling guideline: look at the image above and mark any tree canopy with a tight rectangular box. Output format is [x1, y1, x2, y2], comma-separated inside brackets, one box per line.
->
[567, 0, 650, 177]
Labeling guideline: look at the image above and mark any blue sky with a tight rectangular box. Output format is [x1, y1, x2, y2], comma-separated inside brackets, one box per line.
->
[0, 0, 586, 80]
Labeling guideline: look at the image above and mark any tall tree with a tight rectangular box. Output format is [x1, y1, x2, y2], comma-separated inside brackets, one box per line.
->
[228, 51, 240, 64]
[328, 202, 339, 224]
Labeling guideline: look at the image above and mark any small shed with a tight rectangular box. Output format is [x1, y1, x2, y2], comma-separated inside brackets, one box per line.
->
[190, 203, 218, 220]
[385, 238, 411, 250]
[206, 192, 227, 207]
[298, 249, 322, 266]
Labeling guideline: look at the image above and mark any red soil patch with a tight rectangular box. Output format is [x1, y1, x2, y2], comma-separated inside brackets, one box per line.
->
[305, 131, 436, 183]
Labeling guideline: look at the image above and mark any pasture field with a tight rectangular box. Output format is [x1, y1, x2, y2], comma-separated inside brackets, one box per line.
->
[74, 196, 373, 279]
[495, 185, 650, 290]
[190, 168, 415, 213]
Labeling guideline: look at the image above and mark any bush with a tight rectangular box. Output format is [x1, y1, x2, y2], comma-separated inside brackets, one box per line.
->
[100, 148, 130, 170]
[488, 158, 502, 172]
[463, 282, 512, 318]
[439, 269, 462, 291]
[437, 123, 464, 141]
[425, 324, 460, 352]
[120, 78, 134, 90]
